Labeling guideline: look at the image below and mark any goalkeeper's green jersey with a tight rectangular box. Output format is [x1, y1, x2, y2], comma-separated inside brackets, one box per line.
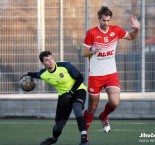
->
[36, 61, 87, 95]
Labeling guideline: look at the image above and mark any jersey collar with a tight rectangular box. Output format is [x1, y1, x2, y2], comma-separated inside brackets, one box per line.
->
[47, 63, 57, 73]
[98, 25, 109, 34]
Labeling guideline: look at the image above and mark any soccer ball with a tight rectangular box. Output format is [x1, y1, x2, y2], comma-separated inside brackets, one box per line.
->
[20, 76, 36, 91]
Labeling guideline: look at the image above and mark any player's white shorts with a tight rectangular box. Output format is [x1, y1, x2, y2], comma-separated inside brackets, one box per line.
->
[88, 72, 120, 95]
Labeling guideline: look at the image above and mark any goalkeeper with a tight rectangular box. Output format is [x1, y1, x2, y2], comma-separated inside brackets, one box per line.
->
[24, 51, 89, 145]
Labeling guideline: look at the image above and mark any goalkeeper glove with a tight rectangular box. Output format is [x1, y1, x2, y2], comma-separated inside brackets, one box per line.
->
[20, 72, 37, 80]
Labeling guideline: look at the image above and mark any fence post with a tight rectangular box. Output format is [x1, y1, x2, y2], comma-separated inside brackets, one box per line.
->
[141, 0, 146, 92]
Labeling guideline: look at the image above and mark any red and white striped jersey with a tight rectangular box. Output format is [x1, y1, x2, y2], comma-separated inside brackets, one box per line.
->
[83, 25, 128, 76]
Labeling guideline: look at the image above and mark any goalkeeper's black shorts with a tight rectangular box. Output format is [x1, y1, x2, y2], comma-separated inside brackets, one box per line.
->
[55, 89, 86, 121]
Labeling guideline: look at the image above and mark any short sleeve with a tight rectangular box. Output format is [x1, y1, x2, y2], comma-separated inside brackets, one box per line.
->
[83, 30, 94, 47]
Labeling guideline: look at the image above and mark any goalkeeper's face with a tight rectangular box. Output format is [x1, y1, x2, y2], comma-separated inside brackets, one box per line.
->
[42, 55, 56, 72]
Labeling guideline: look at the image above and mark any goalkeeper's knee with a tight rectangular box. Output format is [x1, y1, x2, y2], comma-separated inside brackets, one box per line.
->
[73, 103, 83, 118]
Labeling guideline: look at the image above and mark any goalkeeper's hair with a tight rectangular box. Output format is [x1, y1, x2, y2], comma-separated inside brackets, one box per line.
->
[39, 51, 52, 62]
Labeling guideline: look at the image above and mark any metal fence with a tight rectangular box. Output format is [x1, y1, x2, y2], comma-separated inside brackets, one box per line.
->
[0, 0, 154, 94]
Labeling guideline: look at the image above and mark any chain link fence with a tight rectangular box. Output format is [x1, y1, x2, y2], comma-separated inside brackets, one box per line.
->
[0, 0, 154, 94]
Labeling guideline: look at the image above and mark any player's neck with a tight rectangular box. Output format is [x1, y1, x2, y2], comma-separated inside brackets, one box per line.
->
[98, 25, 109, 33]
[47, 65, 56, 73]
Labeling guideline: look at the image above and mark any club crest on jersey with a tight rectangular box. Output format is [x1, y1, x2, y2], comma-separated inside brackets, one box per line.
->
[110, 32, 115, 37]
[89, 88, 94, 92]
[59, 73, 64, 78]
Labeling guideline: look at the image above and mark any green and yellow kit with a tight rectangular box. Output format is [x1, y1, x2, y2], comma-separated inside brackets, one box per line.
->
[32, 61, 86, 95]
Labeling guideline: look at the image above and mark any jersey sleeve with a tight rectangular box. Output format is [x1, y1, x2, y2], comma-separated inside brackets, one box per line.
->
[115, 26, 127, 39]
[83, 30, 94, 47]
[36, 68, 46, 79]
[26, 68, 45, 80]
[62, 62, 84, 93]
[62, 62, 80, 79]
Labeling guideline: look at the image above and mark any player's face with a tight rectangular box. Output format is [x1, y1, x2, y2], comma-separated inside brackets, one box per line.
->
[42, 55, 55, 71]
[98, 15, 111, 31]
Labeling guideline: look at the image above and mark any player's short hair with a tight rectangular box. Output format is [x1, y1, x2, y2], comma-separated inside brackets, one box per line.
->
[98, 6, 113, 19]
[39, 51, 52, 62]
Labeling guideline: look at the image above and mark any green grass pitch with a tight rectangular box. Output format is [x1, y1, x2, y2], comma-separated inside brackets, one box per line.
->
[0, 119, 155, 145]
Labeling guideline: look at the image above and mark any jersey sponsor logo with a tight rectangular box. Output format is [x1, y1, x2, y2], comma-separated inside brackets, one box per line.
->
[110, 32, 115, 37]
[97, 50, 114, 57]
[59, 73, 64, 78]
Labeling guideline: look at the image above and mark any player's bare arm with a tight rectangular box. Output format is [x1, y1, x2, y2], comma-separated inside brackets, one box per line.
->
[82, 46, 95, 57]
[125, 15, 140, 40]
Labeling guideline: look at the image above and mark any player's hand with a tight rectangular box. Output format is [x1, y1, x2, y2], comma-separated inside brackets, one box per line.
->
[27, 72, 34, 77]
[91, 46, 102, 53]
[20, 72, 36, 81]
[20, 74, 29, 80]
[130, 15, 140, 30]
[95, 46, 102, 52]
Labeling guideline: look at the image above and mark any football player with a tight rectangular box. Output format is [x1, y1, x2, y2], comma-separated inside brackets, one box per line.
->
[82, 6, 140, 134]
[22, 51, 89, 145]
